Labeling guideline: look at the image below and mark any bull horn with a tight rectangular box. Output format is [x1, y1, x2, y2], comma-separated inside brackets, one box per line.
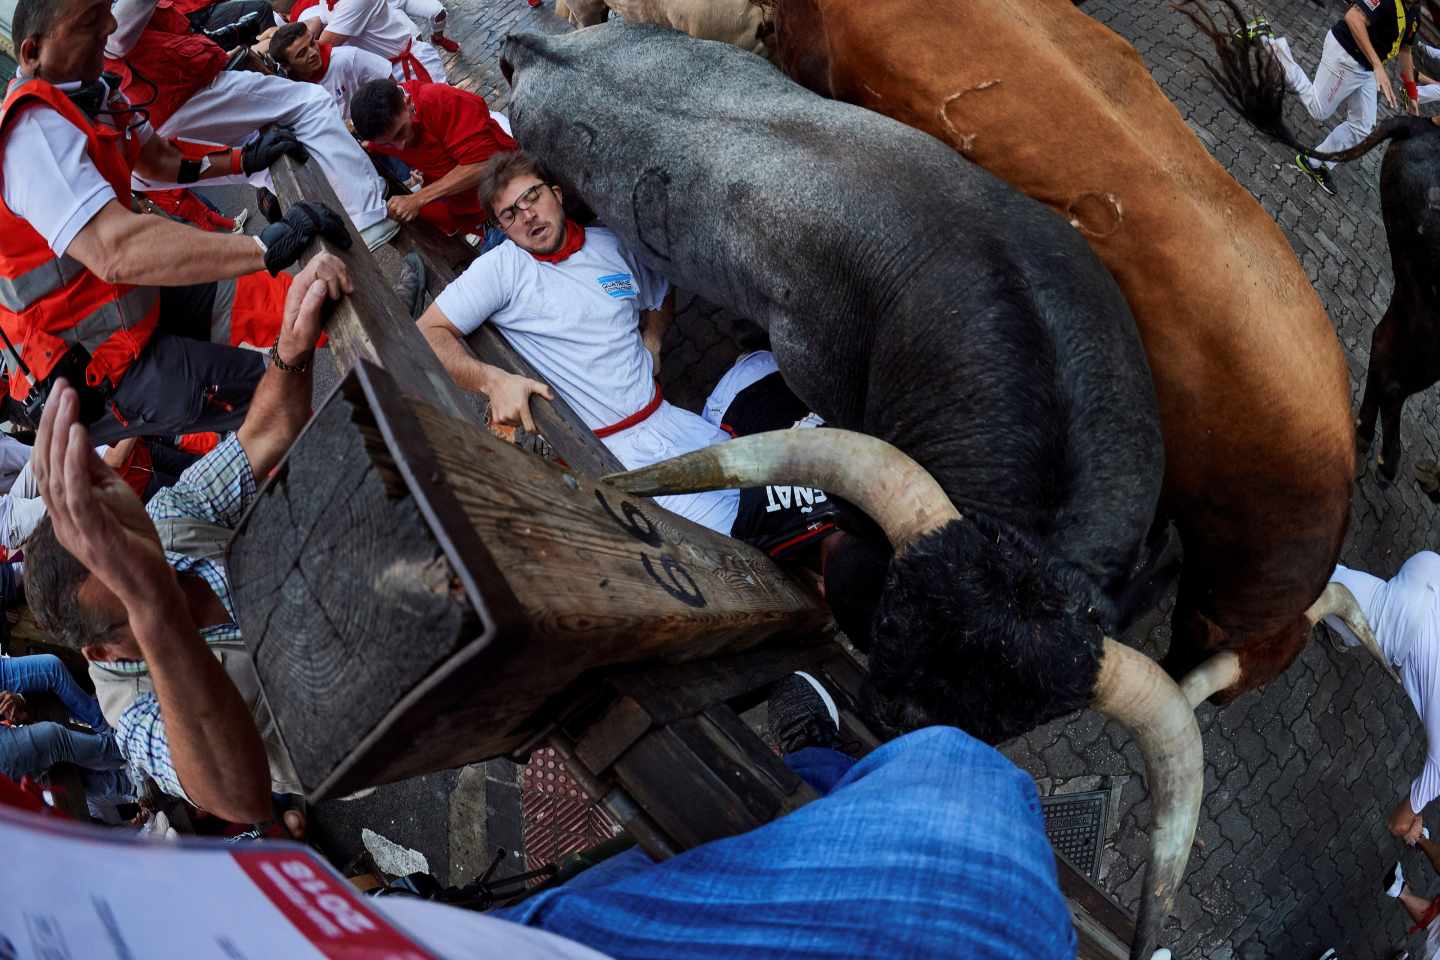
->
[601, 428, 960, 548]
[1179, 651, 1242, 708]
[1090, 638, 1203, 960]
[1305, 582, 1402, 685]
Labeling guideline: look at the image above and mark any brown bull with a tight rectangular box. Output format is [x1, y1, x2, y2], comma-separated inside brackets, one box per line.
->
[762, 0, 1354, 689]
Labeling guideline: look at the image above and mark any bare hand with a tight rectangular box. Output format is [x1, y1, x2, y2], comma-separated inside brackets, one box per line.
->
[486, 370, 553, 433]
[386, 194, 425, 224]
[1409, 815, 1427, 845]
[0, 692, 29, 725]
[1378, 69, 1398, 109]
[101, 437, 140, 470]
[32, 382, 170, 606]
[1389, 795, 1421, 841]
[277, 250, 351, 363]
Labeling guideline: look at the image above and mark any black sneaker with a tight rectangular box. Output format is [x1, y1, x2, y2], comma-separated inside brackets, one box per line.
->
[1383, 859, 1405, 898]
[1295, 154, 1337, 196]
[767, 671, 841, 753]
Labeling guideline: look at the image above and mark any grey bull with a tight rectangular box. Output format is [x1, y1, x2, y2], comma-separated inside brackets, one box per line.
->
[500, 22, 1194, 956]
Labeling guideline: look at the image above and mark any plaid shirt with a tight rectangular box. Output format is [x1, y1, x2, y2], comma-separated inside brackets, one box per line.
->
[112, 435, 254, 802]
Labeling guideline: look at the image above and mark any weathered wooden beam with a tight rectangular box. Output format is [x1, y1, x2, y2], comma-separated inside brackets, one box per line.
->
[229, 360, 829, 800]
[268, 156, 480, 426]
[389, 219, 625, 476]
[1057, 850, 1136, 959]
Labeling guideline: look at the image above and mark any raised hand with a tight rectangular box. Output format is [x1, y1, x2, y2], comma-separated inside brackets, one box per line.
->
[32, 382, 170, 608]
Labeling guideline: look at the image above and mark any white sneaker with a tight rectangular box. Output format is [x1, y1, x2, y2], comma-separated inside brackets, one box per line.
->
[360, 217, 400, 252]
[1385, 860, 1405, 898]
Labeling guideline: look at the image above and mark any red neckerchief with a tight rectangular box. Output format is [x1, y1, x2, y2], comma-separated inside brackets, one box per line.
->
[530, 219, 585, 264]
[316, 42, 333, 80]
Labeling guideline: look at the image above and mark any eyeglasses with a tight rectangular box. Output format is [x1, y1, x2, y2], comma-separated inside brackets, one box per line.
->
[494, 183, 552, 228]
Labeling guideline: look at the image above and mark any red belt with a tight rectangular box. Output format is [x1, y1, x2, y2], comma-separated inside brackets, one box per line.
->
[595, 382, 663, 438]
[390, 40, 432, 82]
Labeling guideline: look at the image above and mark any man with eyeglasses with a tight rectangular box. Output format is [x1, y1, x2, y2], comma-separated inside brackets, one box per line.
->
[350, 76, 515, 239]
[417, 149, 847, 548]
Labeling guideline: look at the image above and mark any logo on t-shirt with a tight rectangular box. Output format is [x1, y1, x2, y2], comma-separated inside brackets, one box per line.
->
[597, 273, 638, 299]
[1363, 0, 1380, 12]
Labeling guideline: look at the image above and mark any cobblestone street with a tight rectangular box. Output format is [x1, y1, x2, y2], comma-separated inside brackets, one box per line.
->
[321, 0, 1440, 955]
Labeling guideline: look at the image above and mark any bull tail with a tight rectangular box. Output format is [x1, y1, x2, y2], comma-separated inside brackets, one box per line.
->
[1173, 0, 1440, 164]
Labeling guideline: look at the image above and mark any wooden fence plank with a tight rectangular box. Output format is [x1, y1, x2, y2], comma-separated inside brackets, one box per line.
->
[230, 361, 829, 799]
[268, 156, 480, 425]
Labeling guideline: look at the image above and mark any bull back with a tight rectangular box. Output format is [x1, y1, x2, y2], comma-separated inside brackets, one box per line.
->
[502, 22, 1163, 603]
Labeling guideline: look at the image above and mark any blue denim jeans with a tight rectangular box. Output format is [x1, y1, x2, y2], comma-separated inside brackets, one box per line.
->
[0, 721, 126, 782]
[0, 654, 109, 733]
[495, 727, 1076, 959]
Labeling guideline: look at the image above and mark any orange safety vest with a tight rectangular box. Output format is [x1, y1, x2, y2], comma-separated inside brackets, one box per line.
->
[0, 78, 161, 404]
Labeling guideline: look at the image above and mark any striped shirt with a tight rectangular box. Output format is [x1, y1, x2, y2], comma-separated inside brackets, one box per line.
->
[113, 435, 253, 801]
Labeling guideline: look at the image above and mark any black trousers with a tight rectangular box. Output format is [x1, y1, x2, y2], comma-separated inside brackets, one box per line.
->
[86, 282, 265, 444]
[186, 0, 273, 46]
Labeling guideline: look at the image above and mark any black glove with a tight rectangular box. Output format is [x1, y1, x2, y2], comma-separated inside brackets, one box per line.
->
[203, 10, 265, 50]
[259, 202, 352, 275]
[242, 126, 310, 175]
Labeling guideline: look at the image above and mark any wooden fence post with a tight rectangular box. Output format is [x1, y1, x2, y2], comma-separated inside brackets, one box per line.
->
[228, 360, 830, 800]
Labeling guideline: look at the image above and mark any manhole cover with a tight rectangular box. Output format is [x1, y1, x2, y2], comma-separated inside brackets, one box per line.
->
[1041, 789, 1108, 878]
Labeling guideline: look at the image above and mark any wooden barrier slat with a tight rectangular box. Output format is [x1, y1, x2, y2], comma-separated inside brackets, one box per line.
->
[389, 220, 625, 477]
[230, 361, 829, 798]
[268, 156, 481, 426]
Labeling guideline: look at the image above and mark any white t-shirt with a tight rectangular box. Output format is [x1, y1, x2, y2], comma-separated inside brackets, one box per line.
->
[311, 0, 415, 59]
[0, 78, 154, 256]
[1328, 553, 1440, 816]
[105, 0, 160, 59]
[437, 227, 671, 430]
[318, 45, 393, 122]
[435, 227, 740, 534]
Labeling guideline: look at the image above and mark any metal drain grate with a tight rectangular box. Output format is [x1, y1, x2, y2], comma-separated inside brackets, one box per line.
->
[1041, 790, 1108, 878]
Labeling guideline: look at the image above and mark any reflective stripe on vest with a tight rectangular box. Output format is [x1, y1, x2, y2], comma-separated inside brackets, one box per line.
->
[0, 286, 159, 376]
[0, 254, 87, 313]
[0, 79, 159, 397]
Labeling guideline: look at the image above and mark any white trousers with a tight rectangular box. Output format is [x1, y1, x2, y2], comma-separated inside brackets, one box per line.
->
[390, 0, 443, 31]
[132, 70, 389, 231]
[1265, 32, 1377, 169]
[603, 401, 740, 535]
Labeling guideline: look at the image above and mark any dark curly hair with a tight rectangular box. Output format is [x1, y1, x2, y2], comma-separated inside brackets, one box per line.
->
[25, 516, 110, 652]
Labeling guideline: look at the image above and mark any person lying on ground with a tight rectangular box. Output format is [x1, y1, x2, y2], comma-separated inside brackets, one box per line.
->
[104, 0, 398, 246]
[267, 20, 391, 125]
[1323, 551, 1440, 844]
[299, 0, 447, 84]
[417, 149, 844, 555]
[350, 77, 515, 242]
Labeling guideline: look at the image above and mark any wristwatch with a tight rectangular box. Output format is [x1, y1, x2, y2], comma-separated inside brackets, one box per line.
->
[268, 338, 312, 374]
